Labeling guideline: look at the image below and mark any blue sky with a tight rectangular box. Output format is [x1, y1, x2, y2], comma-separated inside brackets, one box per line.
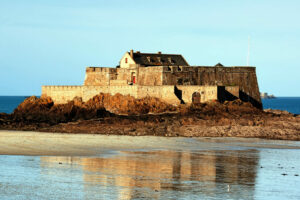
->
[0, 0, 299, 96]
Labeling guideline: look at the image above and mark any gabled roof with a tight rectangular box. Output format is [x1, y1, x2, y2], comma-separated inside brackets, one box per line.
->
[215, 63, 224, 67]
[131, 51, 189, 66]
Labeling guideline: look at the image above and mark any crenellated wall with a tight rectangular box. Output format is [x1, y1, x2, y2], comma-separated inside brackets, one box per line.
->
[84, 67, 117, 86]
[43, 65, 261, 108]
[42, 86, 83, 104]
[41, 85, 224, 105]
[42, 85, 138, 104]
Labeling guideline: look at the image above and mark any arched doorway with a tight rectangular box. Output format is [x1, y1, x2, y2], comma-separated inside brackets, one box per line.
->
[192, 92, 201, 104]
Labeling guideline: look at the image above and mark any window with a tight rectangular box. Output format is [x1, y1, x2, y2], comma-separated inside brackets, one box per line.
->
[168, 57, 175, 64]
[125, 58, 128, 63]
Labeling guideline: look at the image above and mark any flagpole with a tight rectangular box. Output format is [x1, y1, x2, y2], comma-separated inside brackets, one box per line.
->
[247, 36, 250, 66]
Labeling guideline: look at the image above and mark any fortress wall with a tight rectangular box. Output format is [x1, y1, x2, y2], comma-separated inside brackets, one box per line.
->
[177, 86, 219, 103]
[42, 85, 138, 104]
[43, 85, 221, 105]
[137, 86, 180, 104]
[138, 67, 164, 86]
[83, 66, 260, 106]
[137, 85, 219, 105]
[82, 86, 138, 102]
[110, 80, 128, 86]
[162, 66, 198, 85]
[162, 66, 261, 107]
[84, 67, 117, 86]
[116, 68, 132, 83]
[196, 67, 261, 106]
[42, 86, 83, 104]
[225, 86, 240, 98]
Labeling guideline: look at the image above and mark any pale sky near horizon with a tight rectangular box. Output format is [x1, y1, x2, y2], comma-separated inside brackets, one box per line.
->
[0, 0, 299, 96]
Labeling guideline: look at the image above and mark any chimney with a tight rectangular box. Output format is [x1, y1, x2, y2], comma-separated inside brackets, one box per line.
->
[130, 49, 134, 58]
[158, 51, 162, 54]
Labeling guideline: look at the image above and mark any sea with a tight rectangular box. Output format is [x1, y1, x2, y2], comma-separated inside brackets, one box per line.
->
[0, 135, 300, 200]
[0, 96, 299, 114]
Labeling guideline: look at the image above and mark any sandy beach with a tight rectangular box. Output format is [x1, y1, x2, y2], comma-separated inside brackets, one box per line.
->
[1, 130, 300, 156]
[1, 130, 300, 200]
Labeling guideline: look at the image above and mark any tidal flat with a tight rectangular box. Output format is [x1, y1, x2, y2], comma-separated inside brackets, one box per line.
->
[0, 131, 300, 199]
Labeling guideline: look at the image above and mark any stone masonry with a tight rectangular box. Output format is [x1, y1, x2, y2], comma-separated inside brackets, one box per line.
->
[42, 50, 261, 108]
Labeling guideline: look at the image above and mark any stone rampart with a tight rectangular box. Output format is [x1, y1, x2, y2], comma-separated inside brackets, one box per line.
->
[42, 86, 83, 104]
[84, 67, 117, 86]
[177, 85, 219, 103]
[137, 85, 219, 104]
[42, 85, 138, 104]
[138, 66, 163, 86]
[42, 85, 222, 105]
[116, 68, 132, 83]
[43, 65, 260, 107]
[160, 66, 261, 107]
[82, 85, 138, 102]
[137, 86, 180, 104]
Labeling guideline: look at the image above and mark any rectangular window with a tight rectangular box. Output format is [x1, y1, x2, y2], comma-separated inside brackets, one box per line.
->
[125, 58, 128, 63]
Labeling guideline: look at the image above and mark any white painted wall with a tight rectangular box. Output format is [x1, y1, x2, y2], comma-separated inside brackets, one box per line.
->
[120, 52, 136, 68]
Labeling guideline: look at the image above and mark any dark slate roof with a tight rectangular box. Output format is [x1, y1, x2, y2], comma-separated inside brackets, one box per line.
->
[215, 63, 224, 67]
[132, 52, 189, 66]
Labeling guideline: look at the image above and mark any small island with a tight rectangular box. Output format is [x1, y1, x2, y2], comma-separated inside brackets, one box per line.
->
[260, 92, 276, 99]
[0, 50, 299, 140]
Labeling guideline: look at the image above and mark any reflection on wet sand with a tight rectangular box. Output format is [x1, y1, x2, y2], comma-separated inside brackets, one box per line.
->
[41, 150, 258, 199]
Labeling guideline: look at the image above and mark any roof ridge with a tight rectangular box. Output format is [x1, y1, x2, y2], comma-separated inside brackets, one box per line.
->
[133, 52, 182, 56]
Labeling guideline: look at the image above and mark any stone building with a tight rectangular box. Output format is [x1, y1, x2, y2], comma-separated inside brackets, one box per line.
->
[42, 50, 261, 108]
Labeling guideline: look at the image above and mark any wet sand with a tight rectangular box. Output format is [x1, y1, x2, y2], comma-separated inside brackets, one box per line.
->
[1, 131, 300, 199]
[1, 130, 300, 156]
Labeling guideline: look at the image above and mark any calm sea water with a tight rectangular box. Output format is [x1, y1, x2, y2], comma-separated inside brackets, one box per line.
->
[0, 96, 299, 114]
[262, 97, 300, 114]
[0, 96, 28, 114]
[0, 136, 300, 200]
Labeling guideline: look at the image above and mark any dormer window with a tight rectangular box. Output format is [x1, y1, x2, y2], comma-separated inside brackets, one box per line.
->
[147, 56, 155, 63]
[157, 57, 161, 63]
[168, 57, 175, 64]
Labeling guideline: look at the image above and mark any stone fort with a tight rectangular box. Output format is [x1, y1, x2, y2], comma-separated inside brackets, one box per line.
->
[42, 50, 262, 108]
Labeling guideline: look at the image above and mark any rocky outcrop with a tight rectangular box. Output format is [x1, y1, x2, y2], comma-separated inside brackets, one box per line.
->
[7, 94, 176, 125]
[0, 94, 299, 140]
[84, 93, 177, 115]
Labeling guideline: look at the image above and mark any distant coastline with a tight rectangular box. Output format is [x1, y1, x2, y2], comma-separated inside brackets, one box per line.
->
[260, 92, 276, 99]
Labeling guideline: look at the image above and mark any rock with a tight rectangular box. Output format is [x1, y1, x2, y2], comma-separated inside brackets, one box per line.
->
[1, 94, 299, 141]
[264, 109, 292, 116]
